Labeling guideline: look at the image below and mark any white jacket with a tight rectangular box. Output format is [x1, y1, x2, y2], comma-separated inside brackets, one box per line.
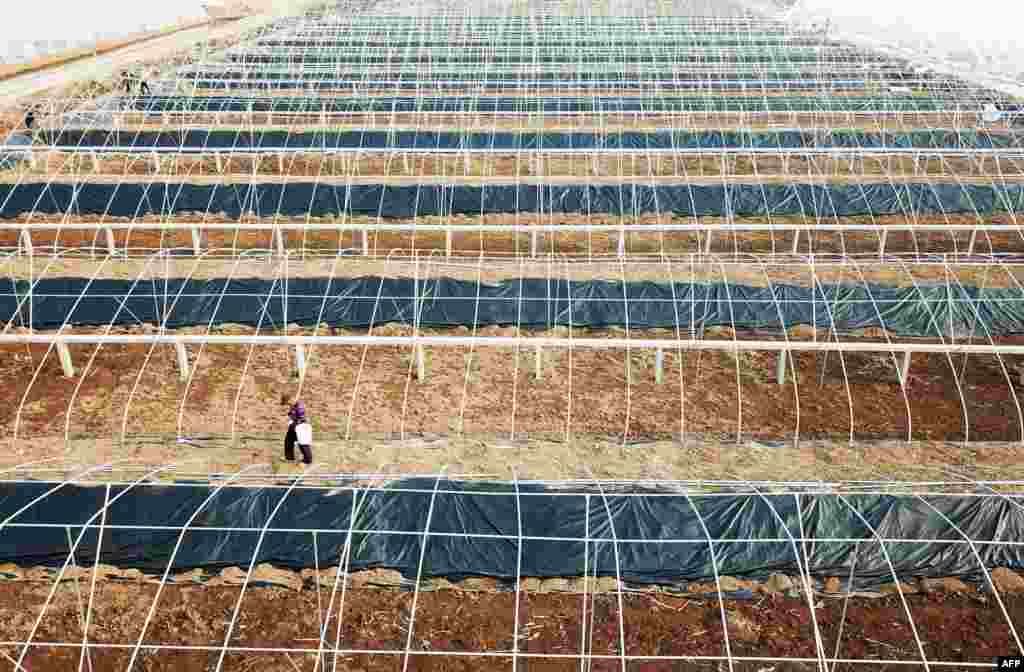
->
[295, 421, 313, 445]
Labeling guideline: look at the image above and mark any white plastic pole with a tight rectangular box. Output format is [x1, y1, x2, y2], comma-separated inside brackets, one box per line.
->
[174, 340, 190, 382]
[57, 340, 74, 378]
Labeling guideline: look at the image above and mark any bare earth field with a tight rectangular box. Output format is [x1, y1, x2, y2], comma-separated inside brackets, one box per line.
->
[0, 572, 1021, 672]
[10, 151, 1021, 181]
[2, 213, 1022, 257]
[2, 254, 1021, 287]
[1, 322, 1022, 481]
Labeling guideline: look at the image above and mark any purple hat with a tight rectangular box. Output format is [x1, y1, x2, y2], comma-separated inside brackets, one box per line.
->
[289, 401, 306, 421]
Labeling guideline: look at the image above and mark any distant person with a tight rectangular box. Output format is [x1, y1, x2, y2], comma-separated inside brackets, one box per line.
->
[23, 107, 36, 131]
[139, 78, 151, 96]
[982, 102, 1003, 125]
[294, 414, 314, 465]
[120, 70, 133, 94]
[283, 400, 313, 464]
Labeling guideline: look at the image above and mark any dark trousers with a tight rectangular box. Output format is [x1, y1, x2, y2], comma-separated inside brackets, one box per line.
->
[284, 424, 312, 464]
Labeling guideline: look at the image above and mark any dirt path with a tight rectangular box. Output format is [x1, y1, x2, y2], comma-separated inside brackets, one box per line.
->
[0, 16, 276, 104]
[0, 22, 212, 84]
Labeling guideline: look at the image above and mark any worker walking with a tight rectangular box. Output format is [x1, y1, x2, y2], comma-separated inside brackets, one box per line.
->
[139, 75, 151, 96]
[284, 400, 313, 464]
[23, 107, 36, 131]
[120, 70, 133, 94]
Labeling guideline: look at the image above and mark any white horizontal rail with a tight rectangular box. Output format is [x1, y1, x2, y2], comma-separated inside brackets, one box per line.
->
[217, 61, 904, 70]
[181, 78, 950, 87]
[113, 109, 990, 118]
[185, 63, 921, 71]
[19, 146, 1024, 157]
[1, 335, 1022, 354]
[4, 475, 1021, 494]
[4, 222, 1023, 233]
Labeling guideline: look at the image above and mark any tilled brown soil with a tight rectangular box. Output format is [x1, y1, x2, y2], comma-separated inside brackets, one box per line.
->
[14, 151, 1023, 180]
[0, 577, 1019, 671]
[1, 253, 1020, 289]
[3, 212, 1023, 257]
[2, 324, 1023, 451]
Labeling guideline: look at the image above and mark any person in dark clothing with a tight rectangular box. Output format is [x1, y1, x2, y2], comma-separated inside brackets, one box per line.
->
[121, 71, 133, 94]
[24, 108, 36, 130]
[283, 400, 313, 464]
[139, 78, 150, 96]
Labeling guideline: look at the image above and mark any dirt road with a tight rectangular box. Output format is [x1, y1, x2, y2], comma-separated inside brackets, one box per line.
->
[0, 15, 280, 104]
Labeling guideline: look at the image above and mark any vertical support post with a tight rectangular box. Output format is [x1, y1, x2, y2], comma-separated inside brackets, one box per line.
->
[703, 230, 713, 255]
[57, 339, 74, 378]
[655, 347, 664, 384]
[362, 229, 370, 256]
[278, 153, 285, 174]
[294, 344, 307, 380]
[791, 229, 800, 254]
[174, 339, 189, 382]
[215, 153, 224, 173]
[776, 349, 787, 386]
[531, 230, 538, 258]
[617, 229, 625, 258]
[415, 344, 425, 382]
[191, 227, 202, 256]
[899, 351, 912, 387]
[445, 229, 453, 257]
[534, 345, 543, 380]
[63, 525, 89, 641]
[878, 229, 887, 258]
[151, 152, 160, 174]
[104, 228, 116, 256]
[274, 228, 285, 256]
[90, 151, 99, 172]
[967, 228, 978, 256]
[19, 229, 32, 256]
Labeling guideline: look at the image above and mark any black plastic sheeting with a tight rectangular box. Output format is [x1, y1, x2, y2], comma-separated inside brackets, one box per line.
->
[1, 183, 1021, 220]
[2, 480, 1022, 586]
[35, 129, 1022, 151]
[4, 276, 1023, 338]
[128, 95, 956, 113]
